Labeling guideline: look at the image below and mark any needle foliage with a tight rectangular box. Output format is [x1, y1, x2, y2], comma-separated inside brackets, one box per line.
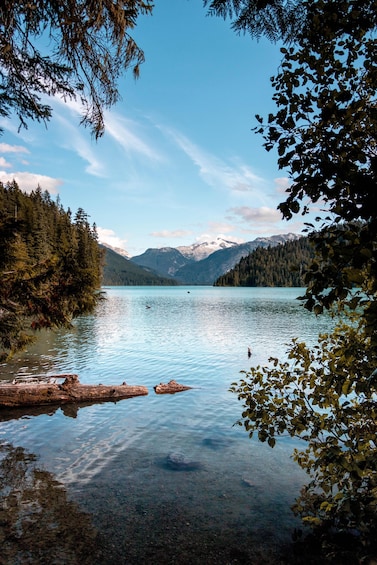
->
[0, 181, 104, 360]
[0, 0, 153, 138]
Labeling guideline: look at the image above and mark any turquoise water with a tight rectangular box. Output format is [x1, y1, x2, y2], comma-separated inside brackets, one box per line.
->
[0, 287, 334, 564]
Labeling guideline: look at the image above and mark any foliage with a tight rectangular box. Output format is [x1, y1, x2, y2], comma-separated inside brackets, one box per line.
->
[204, 0, 306, 42]
[214, 236, 314, 286]
[254, 0, 377, 338]
[0, 0, 153, 138]
[231, 312, 377, 558]
[0, 181, 104, 360]
[221, 0, 377, 559]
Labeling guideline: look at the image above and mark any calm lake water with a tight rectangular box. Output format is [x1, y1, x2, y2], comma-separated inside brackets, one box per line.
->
[0, 287, 334, 564]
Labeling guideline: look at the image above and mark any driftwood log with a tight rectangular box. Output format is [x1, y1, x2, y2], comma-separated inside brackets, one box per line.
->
[0, 374, 148, 408]
[154, 380, 192, 394]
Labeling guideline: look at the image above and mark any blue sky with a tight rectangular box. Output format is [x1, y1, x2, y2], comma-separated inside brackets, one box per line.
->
[0, 0, 308, 256]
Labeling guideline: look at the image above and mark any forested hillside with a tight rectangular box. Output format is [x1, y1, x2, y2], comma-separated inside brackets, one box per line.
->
[214, 237, 314, 287]
[101, 246, 178, 286]
[0, 181, 104, 359]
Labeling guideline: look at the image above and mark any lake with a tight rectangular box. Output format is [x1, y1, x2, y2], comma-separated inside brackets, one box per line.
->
[0, 287, 334, 564]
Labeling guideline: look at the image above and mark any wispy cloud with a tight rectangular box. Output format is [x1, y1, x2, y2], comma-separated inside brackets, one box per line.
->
[207, 221, 237, 234]
[97, 227, 129, 251]
[160, 126, 263, 193]
[150, 229, 193, 239]
[274, 177, 290, 194]
[0, 157, 11, 168]
[104, 111, 163, 162]
[54, 94, 164, 161]
[196, 231, 245, 244]
[53, 111, 106, 177]
[228, 205, 281, 225]
[0, 171, 62, 194]
[202, 222, 247, 242]
[0, 143, 30, 155]
[0, 143, 30, 169]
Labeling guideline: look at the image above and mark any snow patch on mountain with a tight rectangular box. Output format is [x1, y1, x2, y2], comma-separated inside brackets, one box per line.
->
[100, 241, 130, 258]
[177, 237, 239, 261]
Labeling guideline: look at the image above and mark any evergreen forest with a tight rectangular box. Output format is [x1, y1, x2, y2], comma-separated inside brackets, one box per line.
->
[0, 181, 104, 360]
[101, 245, 178, 286]
[214, 237, 314, 287]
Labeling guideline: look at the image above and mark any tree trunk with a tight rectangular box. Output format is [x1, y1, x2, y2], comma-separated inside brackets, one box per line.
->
[0, 374, 148, 407]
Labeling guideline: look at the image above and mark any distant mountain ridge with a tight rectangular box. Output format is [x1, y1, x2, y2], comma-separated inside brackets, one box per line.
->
[100, 245, 177, 286]
[176, 237, 239, 261]
[131, 247, 193, 277]
[100, 241, 131, 259]
[130, 233, 300, 285]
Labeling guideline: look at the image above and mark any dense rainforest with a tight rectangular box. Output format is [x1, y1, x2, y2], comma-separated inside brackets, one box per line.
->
[214, 236, 314, 287]
[0, 181, 104, 360]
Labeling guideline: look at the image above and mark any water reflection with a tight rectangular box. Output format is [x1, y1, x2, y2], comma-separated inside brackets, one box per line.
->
[0, 442, 99, 565]
[0, 401, 118, 422]
[0, 288, 337, 563]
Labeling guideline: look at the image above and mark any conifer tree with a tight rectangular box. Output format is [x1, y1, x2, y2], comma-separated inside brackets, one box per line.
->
[0, 1, 153, 137]
[0, 181, 104, 360]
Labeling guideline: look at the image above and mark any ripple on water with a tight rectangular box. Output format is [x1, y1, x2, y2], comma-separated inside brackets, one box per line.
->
[0, 287, 335, 563]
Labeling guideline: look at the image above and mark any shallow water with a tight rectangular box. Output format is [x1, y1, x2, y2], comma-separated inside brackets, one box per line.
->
[0, 287, 334, 564]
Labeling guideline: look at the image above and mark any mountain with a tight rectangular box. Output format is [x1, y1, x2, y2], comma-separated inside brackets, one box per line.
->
[100, 241, 130, 259]
[100, 245, 178, 286]
[176, 237, 239, 261]
[174, 234, 300, 285]
[131, 247, 194, 277]
[129, 233, 301, 285]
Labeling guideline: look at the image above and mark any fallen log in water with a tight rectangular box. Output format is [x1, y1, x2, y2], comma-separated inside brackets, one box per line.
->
[154, 379, 192, 394]
[0, 374, 148, 408]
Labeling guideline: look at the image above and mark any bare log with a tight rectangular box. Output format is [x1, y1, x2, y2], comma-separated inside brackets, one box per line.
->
[154, 380, 192, 394]
[0, 375, 148, 407]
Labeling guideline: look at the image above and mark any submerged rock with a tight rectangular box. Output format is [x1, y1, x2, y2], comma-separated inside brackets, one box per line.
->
[165, 452, 202, 471]
[202, 437, 233, 450]
[242, 478, 255, 487]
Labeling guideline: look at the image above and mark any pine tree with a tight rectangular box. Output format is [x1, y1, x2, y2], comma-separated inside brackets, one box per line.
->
[0, 181, 104, 360]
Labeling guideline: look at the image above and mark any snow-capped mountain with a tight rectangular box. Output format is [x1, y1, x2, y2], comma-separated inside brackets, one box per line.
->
[176, 237, 239, 261]
[129, 233, 301, 284]
[174, 233, 301, 284]
[100, 241, 131, 259]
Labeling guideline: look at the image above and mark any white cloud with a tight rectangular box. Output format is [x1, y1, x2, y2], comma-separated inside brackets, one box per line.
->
[73, 138, 105, 177]
[0, 171, 62, 194]
[228, 205, 281, 224]
[196, 231, 245, 244]
[105, 111, 163, 162]
[53, 112, 105, 177]
[53, 96, 162, 161]
[52, 99, 162, 175]
[150, 229, 193, 239]
[274, 177, 291, 193]
[161, 126, 263, 193]
[97, 227, 129, 251]
[207, 221, 236, 234]
[0, 143, 29, 155]
[0, 157, 11, 168]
